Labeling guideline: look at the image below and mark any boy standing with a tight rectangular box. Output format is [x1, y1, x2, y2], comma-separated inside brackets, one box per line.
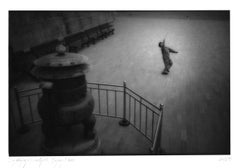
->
[158, 40, 178, 75]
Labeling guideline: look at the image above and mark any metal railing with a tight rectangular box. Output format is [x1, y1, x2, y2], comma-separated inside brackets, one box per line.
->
[12, 81, 164, 153]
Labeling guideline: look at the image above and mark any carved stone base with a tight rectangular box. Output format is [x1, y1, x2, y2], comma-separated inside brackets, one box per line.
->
[42, 136, 101, 155]
[41, 123, 102, 155]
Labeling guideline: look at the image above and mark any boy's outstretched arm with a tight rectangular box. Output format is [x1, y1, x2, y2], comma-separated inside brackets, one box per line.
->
[168, 47, 178, 53]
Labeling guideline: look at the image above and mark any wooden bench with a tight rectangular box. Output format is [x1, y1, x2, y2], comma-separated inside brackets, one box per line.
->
[85, 26, 103, 45]
[66, 32, 90, 52]
[31, 39, 59, 58]
[99, 23, 115, 38]
[67, 23, 115, 52]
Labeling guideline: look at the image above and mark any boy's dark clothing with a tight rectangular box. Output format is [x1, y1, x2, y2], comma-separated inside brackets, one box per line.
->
[160, 45, 178, 74]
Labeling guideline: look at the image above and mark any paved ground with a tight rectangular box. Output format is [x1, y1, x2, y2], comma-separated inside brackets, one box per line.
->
[78, 15, 230, 154]
[9, 116, 151, 156]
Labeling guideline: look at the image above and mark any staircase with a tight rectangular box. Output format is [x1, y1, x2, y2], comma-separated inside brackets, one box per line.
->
[10, 81, 163, 155]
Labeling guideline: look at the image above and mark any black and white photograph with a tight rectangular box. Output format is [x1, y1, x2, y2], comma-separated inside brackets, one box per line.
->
[9, 10, 230, 156]
[3, 0, 240, 167]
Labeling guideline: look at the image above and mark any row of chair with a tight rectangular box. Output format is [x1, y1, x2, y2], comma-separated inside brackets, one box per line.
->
[10, 22, 115, 83]
[67, 22, 115, 52]
[11, 22, 115, 81]
[30, 22, 115, 58]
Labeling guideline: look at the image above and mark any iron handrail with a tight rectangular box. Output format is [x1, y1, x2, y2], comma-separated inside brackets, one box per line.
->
[16, 84, 161, 113]
[88, 87, 123, 93]
[16, 82, 123, 95]
[126, 87, 160, 114]
[87, 82, 123, 88]
[15, 87, 41, 93]
[13, 81, 164, 153]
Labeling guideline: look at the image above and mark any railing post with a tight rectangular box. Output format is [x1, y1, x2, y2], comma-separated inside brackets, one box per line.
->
[14, 87, 29, 134]
[150, 104, 164, 154]
[119, 81, 130, 126]
[98, 83, 101, 114]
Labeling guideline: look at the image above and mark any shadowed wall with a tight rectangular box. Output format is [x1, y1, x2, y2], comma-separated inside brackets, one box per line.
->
[9, 11, 114, 52]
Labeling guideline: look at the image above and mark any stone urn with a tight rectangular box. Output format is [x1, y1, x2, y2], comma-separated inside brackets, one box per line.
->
[31, 45, 101, 155]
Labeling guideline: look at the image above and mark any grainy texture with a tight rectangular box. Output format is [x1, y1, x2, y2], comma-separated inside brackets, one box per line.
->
[10, 12, 230, 154]
[9, 116, 151, 155]
[80, 15, 230, 154]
